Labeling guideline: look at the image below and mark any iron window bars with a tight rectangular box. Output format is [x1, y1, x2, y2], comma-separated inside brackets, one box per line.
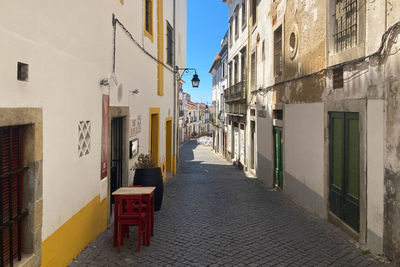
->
[334, 0, 358, 53]
[0, 126, 28, 267]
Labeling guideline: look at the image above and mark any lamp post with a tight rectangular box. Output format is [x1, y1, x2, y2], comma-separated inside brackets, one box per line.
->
[175, 67, 200, 88]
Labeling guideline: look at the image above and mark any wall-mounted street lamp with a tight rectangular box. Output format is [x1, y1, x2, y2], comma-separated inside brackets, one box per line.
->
[175, 67, 200, 88]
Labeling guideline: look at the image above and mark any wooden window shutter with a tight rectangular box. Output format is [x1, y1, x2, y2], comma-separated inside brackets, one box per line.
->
[1, 126, 24, 266]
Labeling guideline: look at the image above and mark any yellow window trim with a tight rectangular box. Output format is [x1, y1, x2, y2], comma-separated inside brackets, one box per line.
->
[144, 0, 154, 43]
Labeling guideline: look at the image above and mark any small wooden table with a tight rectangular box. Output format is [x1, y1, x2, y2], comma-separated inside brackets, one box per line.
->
[112, 187, 155, 247]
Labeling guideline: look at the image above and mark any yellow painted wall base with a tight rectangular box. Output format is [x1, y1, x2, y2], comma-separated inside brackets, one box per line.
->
[41, 195, 108, 267]
[161, 160, 166, 179]
[172, 155, 177, 175]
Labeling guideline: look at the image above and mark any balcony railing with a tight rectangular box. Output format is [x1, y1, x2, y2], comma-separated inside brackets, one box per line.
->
[224, 81, 247, 102]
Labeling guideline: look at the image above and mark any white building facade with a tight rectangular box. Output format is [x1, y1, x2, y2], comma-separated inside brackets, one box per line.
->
[0, 0, 186, 266]
[224, 0, 249, 170]
[210, 32, 228, 156]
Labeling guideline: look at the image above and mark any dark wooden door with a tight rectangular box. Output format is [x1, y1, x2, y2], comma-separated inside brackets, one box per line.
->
[329, 112, 360, 232]
[273, 126, 283, 189]
[110, 117, 123, 206]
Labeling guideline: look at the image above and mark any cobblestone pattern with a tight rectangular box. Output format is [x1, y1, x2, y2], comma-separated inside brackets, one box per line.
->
[69, 141, 392, 266]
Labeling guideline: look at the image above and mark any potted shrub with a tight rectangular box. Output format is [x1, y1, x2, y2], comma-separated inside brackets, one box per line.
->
[133, 153, 164, 211]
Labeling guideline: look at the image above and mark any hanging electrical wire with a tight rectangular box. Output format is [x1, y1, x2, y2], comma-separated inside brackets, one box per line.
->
[252, 21, 400, 96]
[112, 14, 175, 74]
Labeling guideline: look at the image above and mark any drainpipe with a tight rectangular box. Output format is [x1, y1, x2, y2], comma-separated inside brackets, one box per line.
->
[173, 0, 178, 174]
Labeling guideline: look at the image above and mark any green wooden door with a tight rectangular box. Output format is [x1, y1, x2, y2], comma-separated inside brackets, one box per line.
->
[273, 126, 283, 189]
[329, 112, 360, 232]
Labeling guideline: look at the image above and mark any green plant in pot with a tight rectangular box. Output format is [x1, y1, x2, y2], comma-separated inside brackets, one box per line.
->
[133, 153, 164, 211]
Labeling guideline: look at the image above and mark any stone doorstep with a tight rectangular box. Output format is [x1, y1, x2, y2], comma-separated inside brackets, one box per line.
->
[15, 253, 34, 267]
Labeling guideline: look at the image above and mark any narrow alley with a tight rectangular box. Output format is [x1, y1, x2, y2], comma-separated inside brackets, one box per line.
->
[70, 141, 388, 266]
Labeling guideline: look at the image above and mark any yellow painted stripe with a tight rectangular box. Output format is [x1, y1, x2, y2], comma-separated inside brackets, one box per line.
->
[157, 0, 164, 96]
[41, 195, 108, 267]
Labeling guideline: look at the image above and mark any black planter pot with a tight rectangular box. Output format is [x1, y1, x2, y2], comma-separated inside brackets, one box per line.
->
[133, 167, 164, 211]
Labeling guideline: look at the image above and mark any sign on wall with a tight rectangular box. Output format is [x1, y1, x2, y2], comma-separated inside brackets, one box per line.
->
[129, 115, 142, 138]
[258, 110, 267, 118]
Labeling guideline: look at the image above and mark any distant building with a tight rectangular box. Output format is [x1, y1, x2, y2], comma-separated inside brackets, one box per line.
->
[210, 32, 228, 157]
[224, 0, 250, 170]
[186, 101, 209, 138]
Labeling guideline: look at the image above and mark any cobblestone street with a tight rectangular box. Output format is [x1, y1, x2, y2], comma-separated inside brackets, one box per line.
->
[69, 141, 390, 266]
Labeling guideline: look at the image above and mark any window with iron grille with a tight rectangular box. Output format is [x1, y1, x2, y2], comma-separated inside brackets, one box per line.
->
[242, 1, 247, 28]
[251, 0, 257, 26]
[234, 8, 239, 39]
[251, 51, 256, 91]
[333, 0, 358, 53]
[229, 21, 233, 46]
[0, 126, 26, 266]
[228, 62, 232, 86]
[240, 48, 246, 82]
[274, 26, 283, 79]
[234, 56, 239, 84]
[166, 22, 173, 66]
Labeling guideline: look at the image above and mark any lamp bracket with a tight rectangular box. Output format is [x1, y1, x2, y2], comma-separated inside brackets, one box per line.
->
[175, 67, 197, 80]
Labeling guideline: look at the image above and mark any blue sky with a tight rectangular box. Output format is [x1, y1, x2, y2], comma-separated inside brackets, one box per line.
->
[181, 0, 228, 104]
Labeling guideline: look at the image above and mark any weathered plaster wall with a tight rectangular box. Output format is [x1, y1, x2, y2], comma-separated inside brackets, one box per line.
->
[284, 0, 327, 79]
[254, 0, 400, 260]
[383, 24, 400, 264]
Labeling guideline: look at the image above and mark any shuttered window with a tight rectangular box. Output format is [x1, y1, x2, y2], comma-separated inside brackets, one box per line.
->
[1, 126, 26, 267]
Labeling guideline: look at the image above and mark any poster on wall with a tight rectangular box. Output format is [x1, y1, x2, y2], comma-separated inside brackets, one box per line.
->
[100, 94, 109, 180]
[234, 127, 239, 160]
[227, 124, 232, 152]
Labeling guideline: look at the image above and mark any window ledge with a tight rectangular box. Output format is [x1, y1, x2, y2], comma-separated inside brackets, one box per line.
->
[144, 30, 154, 43]
[328, 45, 365, 66]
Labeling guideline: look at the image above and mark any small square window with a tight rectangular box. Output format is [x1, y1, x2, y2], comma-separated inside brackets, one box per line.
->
[273, 109, 283, 120]
[333, 68, 344, 89]
[17, 62, 29, 81]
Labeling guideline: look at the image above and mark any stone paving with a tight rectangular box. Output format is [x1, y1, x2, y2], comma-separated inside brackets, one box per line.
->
[69, 141, 392, 266]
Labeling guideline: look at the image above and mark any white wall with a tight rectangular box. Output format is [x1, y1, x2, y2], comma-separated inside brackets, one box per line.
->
[367, 99, 384, 253]
[284, 103, 325, 216]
